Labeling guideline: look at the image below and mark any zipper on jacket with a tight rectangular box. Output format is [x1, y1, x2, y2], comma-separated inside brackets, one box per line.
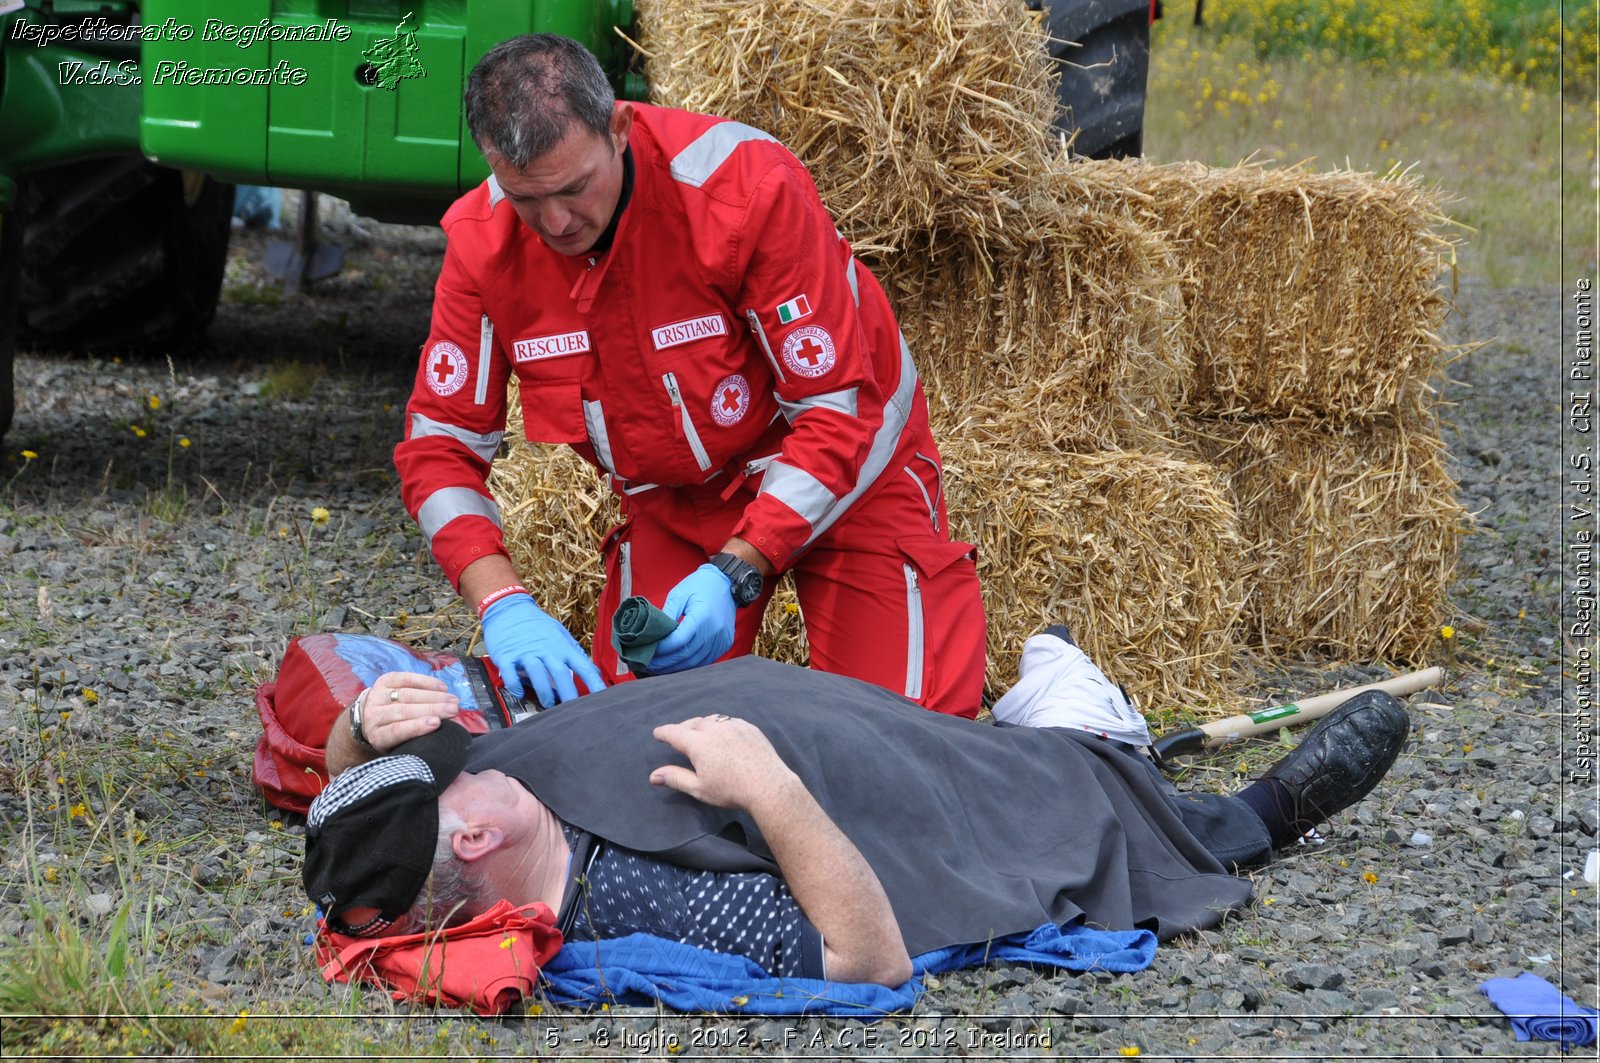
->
[570, 256, 602, 313]
[745, 309, 786, 383]
[475, 314, 494, 406]
[662, 372, 713, 472]
[903, 563, 924, 700]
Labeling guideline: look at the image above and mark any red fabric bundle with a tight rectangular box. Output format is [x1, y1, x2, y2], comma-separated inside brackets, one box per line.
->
[316, 900, 563, 1015]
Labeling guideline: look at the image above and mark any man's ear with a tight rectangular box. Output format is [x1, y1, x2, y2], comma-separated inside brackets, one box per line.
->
[450, 824, 507, 863]
[611, 102, 635, 153]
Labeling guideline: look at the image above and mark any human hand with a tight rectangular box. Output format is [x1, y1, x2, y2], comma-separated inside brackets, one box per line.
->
[356, 672, 461, 753]
[650, 564, 735, 673]
[649, 714, 795, 811]
[481, 592, 605, 707]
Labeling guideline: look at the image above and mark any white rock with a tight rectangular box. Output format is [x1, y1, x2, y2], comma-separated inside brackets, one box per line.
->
[1409, 831, 1433, 847]
[1585, 851, 1599, 886]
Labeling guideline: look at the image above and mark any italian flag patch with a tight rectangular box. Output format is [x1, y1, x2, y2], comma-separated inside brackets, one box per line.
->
[776, 294, 812, 324]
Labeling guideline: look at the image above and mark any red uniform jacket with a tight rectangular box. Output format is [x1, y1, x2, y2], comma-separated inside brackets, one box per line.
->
[396, 104, 931, 588]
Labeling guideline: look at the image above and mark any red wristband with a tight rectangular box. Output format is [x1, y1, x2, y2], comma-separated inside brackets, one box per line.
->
[476, 584, 528, 618]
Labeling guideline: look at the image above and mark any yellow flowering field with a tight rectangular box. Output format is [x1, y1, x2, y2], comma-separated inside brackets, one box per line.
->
[1145, 0, 1593, 287]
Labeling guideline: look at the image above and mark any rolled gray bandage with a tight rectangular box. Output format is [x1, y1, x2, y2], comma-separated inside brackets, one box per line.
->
[611, 595, 678, 675]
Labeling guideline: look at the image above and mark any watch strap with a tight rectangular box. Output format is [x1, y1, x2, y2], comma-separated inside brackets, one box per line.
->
[348, 689, 376, 750]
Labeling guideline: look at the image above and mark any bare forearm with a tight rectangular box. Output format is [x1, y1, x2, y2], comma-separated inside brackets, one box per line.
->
[748, 772, 911, 986]
[459, 553, 525, 611]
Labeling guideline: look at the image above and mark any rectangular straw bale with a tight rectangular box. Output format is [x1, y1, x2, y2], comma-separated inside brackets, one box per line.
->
[491, 440, 619, 642]
[940, 428, 1247, 707]
[1181, 413, 1465, 661]
[634, 0, 1058, 255]
[876, 203, 1188, 450]
[1062, 158, 1458, 422]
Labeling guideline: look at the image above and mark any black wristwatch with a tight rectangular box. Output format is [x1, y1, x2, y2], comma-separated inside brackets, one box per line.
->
[710, 552, 764, 608]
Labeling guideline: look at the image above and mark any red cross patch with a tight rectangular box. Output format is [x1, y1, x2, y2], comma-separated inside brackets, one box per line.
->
[711, 373, 751, 427]
[780, 325, 836, 379]
[424, 341, 468, 397]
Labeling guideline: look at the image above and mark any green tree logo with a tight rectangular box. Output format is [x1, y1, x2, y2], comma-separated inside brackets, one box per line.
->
[363, 11, 426, 90]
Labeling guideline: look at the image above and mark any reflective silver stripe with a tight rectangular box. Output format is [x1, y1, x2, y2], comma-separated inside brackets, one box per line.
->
[777, 386, 859, 423]
[616, 540, 633, 676]
[669, 122, 778, 188]
[844, 255, 860, 306]
[486, 173, 505, 208]
[745, 309, 785, 383]
[584, 399, 617, 474]
[764, 332, 920, 547]
[761, 461, 839, 526]
[475, 315, 494, 406]
[417, 486, 502, 543]
[903, 563, 924, 700]
[408, 413, 503, 463]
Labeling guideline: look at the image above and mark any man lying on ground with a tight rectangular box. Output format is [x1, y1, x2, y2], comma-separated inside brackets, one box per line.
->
[302, 630, 1410, 987]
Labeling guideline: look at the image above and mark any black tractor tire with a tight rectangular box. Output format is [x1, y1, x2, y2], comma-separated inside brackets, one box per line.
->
[14, 158, 233, 354]
[1033, 0, 1152, 159]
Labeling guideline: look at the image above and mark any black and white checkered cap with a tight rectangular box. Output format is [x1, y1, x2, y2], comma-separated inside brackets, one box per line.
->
[302, 721, 473, 937]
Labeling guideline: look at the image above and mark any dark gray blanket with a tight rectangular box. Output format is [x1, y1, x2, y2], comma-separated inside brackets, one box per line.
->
[466, 656, 1253, 955]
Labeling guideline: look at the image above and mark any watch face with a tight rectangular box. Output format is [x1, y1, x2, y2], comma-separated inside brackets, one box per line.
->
[734, 571, 763, 605]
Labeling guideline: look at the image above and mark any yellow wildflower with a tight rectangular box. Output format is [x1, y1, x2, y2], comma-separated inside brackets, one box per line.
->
[1119, 1048, 1141, 1057]
[148, 395, 161, 410]
[1440, 625, 1455, 640]
[69, 803, 88, 819]
[81, 688, 98, 705]
[1363, 871, 1378, 885]
[43, 866, 59, 883]
[178, 437, 191, 449]
[499, 934, 517, 950]
[310, 506, 331, 525]
[229, 1010, 248, 1035]
[21, 449, 37, 460]
[132, 426, 147, 438]
[784, 602, 799, 614]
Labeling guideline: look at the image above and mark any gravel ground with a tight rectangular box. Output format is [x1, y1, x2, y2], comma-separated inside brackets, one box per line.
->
[0, 212, 1593, 1060]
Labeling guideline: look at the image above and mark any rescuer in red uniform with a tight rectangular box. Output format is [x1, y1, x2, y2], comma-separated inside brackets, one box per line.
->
[396, 34, 986, 716]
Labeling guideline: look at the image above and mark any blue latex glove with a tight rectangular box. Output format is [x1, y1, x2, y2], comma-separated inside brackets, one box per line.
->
[651, 564, 736, 673]
[481, 593, 605, 707]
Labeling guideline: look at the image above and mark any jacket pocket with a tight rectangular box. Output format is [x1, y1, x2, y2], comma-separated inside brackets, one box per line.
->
[895, 535, 977, 700]
[515, 378, 587, 444]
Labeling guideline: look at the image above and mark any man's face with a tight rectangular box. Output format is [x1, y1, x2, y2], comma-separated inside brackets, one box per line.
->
[487, 106, 632, 256]
[439, 768, 533, 824]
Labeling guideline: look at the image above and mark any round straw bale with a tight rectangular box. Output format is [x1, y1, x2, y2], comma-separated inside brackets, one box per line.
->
[1060, 158, 1460, 422]
[1180, 413, 1466, 661]
[940, 428, 1246, 707]
[634, 0, 1059, 255]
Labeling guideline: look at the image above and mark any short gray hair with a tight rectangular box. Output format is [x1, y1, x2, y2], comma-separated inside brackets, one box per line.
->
[465, 34, 615, 168]
[387, 809, 490, 936]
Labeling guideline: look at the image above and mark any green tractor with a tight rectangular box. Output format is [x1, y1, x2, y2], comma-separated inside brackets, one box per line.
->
[0, 0, 1149, 439]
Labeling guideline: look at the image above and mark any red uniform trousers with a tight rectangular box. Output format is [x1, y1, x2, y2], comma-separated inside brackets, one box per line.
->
[592, 459, 988, 718]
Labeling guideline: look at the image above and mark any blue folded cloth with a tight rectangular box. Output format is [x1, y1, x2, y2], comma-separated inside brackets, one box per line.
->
[1480, 972, 1598, 1049]
[540, 921, 1156, 1016]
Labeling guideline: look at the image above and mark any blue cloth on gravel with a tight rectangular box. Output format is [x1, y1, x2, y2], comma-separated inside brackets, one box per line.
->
[1480, 973, 1598, 1049]
[539, 921, 1156, 1016]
